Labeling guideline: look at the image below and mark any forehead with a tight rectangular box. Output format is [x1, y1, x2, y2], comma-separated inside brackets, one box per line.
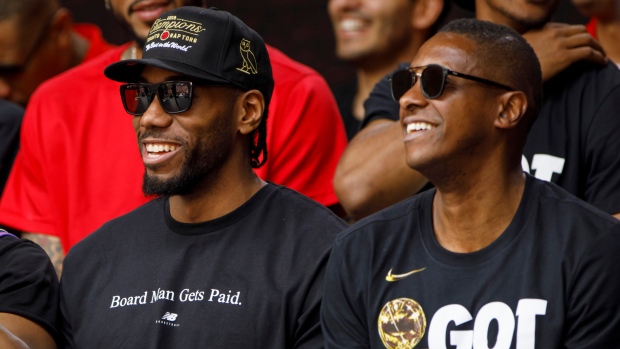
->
[412, 33, 481, 73]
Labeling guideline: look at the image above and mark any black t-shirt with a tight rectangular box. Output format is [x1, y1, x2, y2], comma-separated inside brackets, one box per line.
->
[362, 62, 620, 215]
[333, 80, 362, 140]
[0, 100, 23, 196]
[321, 175, 620, 348]
[0, 230, 59, 341]
[60, 183, 347, 348]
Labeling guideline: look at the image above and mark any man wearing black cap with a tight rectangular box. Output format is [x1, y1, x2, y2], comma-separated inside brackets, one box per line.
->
[58, 7, 347, 348]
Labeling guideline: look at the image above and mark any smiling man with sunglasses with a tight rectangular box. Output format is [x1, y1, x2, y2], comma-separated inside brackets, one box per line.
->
[321, 18, 620, 348]
[58, 7, 346, 348]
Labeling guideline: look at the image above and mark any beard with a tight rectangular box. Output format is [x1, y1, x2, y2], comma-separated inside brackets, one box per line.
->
[141, 115, 233, 197]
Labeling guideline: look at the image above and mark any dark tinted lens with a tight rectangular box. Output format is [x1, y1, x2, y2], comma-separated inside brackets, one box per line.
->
[420, 65, 446, 99]
[157, 82, 192, 113]
[122, 84, 153, 115]
[391, 69, 414, 101]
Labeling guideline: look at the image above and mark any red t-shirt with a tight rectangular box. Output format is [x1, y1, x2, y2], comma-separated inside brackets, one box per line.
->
[0, 45, 346, 253]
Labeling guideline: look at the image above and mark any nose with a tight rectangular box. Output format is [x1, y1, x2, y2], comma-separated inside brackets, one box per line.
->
[0, 78, 11, 100]
[399, 75, 428, 113]
[138, 95, 173, 130]
[329, 0, 359, 12]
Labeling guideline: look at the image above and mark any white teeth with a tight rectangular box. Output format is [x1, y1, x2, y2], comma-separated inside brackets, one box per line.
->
[145, 143, 179, 153]
[340, 19, 364, 31]
[406, 122, 435, 134]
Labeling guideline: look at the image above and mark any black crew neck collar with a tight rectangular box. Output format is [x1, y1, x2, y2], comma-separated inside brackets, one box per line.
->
[164, 183, 275, 236]
[420, 174, 537, 268]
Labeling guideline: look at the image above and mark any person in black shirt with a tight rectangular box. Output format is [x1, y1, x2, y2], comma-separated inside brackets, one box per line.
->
[321, 18, 620, 348]
[337, 0, 616, 221]
[59, 7, 347, 348]
[0, 100, 22, 197]
[0, 229, 58, 349]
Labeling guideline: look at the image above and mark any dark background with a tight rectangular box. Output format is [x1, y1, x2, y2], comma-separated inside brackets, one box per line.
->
[59, 0, 587, 90]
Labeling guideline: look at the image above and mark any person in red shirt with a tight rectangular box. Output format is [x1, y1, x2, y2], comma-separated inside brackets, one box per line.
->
[0, 0, 114, 107]
[0, 0, 347, 276]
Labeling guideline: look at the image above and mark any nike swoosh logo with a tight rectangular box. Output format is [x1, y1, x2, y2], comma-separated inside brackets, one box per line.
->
[385, 267, 426, 282]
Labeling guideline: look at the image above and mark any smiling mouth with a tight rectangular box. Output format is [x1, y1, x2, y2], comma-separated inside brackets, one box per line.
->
[339, 18, 365, 32]
[145, 142, 180, 158]
[406, 122, 436, 134]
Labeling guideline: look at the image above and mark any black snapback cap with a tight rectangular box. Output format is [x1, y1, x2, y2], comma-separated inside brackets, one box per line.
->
[104, 6, 274, 107]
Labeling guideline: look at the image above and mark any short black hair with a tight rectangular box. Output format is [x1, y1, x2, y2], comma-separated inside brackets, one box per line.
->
[439, 18, 543, 126]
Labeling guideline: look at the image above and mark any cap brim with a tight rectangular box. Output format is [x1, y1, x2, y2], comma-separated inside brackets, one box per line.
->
[453, 0, 475, 11]
[104, 57, 232, 85]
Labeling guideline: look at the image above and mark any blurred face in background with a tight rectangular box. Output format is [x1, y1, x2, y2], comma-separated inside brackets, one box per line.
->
[0, 10, 72, 106]
[328, 0, 416, 64]
[478, 0, 560, 33]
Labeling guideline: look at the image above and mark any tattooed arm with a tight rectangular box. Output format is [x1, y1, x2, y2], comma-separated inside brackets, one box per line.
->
[21, 233, 64, 279]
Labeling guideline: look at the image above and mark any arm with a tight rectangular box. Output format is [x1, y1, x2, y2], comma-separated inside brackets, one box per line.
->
[0, 315, 56, 349]
[523, 23, 607, 81]
[21, 233, 63, 279]
[334, 119, 428, 220]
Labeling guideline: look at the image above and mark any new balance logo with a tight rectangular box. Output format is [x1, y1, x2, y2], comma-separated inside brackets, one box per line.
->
[161, 312, 178, 321]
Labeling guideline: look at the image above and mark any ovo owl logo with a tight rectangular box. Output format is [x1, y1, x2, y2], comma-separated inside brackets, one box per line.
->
[236, 38, 258, 74]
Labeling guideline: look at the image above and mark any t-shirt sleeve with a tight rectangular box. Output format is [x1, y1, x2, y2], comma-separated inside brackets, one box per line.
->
[0, 101, 23, 195]
[0, 96, 56, 235]
[564, 227, 620, 348]
[583, 85, 620, 215]
[0, 238, 59, 341]
[255, 73, 347, 207]
[321, 235, 370, 349]
[360, 63, 408, 128]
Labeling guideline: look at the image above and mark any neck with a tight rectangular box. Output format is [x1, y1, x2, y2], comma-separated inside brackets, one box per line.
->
[430, 160, 526, 253]
[168, 156, 266, 223]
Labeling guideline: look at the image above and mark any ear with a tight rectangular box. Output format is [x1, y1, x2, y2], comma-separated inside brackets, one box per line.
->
[237, 90, 265, 135]
[50, 8, 74, 49]
[494, 91, 528, 129]
[412, 0, 444, 30]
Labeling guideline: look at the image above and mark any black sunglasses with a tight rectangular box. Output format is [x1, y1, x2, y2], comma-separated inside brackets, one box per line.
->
[121, 81, 201, 116]
[390, 64, 514, 101]
[0, 12, 56, 76]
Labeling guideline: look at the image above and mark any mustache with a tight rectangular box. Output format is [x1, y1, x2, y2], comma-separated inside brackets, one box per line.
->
[139, 130, 185, 144]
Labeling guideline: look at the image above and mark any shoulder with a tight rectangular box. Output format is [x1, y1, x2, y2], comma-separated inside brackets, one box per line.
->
[0, 236, 53, 267]
[65, 198, 165, 263]
[336, 190, 432, 247]
[534, 178, 618, 225]
[265, 184, 348, 230]
[528, 178, 620, 252]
